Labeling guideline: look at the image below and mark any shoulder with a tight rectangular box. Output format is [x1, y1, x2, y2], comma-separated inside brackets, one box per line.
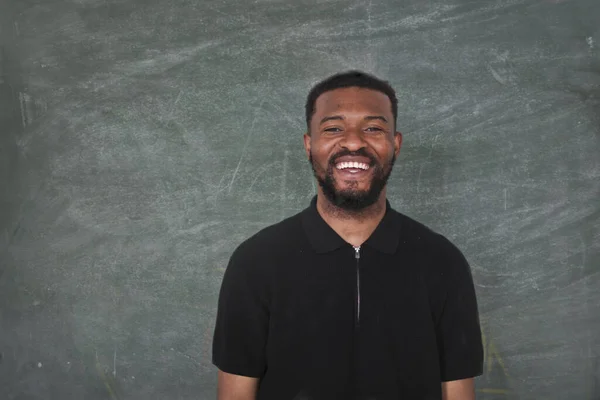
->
[390, 210, 478, 322]
[391, 209, 454, 250]
[230, 209, 305, 263]
[220, 210, 305, 294]
[392, 209, 440, 242]
[390, 208, 470, 275]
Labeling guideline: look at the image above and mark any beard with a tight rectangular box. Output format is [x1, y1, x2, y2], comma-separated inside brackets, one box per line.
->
[310, 148, 396, 212]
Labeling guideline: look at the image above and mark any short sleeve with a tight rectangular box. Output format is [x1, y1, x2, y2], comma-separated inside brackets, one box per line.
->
[212, 244, 269, 377]
[435, 236, 484, 382]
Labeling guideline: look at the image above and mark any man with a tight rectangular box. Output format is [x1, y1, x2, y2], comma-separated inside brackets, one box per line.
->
[212, 71, 484, 400]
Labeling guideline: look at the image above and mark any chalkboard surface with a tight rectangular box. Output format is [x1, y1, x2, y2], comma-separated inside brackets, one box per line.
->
[1, 0, 599, 399]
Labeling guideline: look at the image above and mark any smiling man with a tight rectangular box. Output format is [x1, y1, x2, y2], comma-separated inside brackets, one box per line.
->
[212, 71, 484, 400]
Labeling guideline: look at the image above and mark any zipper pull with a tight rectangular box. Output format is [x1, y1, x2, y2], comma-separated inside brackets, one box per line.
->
[353, 246, 361, 259]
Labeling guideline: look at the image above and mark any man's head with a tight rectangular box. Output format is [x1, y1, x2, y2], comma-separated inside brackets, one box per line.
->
[303, 71, 402, 212]
[305, 70, 398, 134]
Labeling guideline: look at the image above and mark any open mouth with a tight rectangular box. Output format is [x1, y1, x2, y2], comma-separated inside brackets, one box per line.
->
[335, 161, 370, 171]
[334, 161, 372, 176]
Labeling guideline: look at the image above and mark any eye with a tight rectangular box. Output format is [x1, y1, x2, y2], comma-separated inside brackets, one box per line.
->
[365, 126, 384, 132]
[323, 127, 343, 133]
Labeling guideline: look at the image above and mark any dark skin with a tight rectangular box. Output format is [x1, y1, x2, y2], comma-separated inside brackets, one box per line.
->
[303, 87, 402, 247]
[217, 87, 475, 400]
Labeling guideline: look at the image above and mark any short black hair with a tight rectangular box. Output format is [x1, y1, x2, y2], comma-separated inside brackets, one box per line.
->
[304, 70, 398, 133]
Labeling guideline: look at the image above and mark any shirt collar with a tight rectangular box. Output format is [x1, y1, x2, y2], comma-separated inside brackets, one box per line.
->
[301, 195, 401, 254]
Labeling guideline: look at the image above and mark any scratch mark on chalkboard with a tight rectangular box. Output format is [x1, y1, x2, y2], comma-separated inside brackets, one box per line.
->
[228, 97, 267, 194]
[579, 233, 587, 271]
[206, 3, 231, 17]
[470, 177, 550, 191]
[13, 21, 20, 36]
[268, 98, 303, 130]
[212, 172, 229, 198]
[169, 90, 183, 118]
[245, 163, 272, 196]
[504, 188, 508, 210]
[478, 388, 510, 395]
[117, 42, 218, 76]
[428, 135, 439, 159]
[281, 150, 289, 220]
[411, 113, 460, 135]
[173, 349, 202, 368]
[389, 7, 447, 30]
[18, 92, 29, 127]
[416, 165, 424, 193]
[113, 348, 116, 377]
[365, 0, 373, 31]
[95, 351, 119, 400]
[488, 64, 507, 85]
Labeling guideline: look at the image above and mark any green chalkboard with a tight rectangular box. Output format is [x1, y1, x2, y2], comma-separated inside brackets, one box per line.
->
[1, 0, 599, 399]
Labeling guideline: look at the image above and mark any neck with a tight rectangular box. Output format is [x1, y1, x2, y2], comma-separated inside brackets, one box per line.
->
[315, 188, 388, 247]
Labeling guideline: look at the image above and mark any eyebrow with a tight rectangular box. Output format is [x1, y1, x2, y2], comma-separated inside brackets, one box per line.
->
[319, 115, 389, 125]
[364, 115, 388, 124]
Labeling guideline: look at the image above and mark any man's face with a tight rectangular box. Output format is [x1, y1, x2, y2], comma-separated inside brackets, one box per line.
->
[304, 87, 402, 211]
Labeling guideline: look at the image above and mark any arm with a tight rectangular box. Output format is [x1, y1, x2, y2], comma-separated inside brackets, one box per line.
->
[441, 378, 475, 400]
[434, 236, 484, 385]
[212, 244, 269, 398]
[217, 370, 260, 400]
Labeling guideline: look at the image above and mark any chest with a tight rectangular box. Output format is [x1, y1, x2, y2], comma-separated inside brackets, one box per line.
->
[270, 246, 436, 343]
[263, 246, 441, 395]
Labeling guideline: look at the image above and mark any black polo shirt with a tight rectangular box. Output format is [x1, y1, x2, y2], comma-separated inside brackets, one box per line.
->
[212, 196, 483, 400]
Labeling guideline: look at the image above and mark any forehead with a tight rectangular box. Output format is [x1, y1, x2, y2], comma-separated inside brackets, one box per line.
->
[313, 87, 392, 118]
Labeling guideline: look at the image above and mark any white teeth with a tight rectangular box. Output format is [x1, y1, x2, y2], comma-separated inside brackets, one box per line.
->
[335, 161, 370, 170]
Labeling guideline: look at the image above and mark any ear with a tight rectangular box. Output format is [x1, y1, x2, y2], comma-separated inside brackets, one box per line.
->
[394, 131, 403, 158]
[303, 132, 311, 160]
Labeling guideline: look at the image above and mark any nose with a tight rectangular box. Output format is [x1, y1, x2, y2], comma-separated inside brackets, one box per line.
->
[339, 128, 367, 151]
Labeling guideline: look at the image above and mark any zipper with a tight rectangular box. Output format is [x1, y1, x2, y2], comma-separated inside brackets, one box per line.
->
[353, 245, 361, 326]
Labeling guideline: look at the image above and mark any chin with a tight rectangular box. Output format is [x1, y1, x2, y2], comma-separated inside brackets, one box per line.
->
[335, 188, 371, 199]
[336, 182, 371, 194]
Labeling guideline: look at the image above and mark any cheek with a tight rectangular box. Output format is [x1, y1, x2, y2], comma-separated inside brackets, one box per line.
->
[372, 141, 396, 161]
[309, 150, 328, 171]
[311, 143, 334, 162]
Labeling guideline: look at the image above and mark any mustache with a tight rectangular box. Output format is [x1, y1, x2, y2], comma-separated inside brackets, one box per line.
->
[327, 148, 377, 167]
